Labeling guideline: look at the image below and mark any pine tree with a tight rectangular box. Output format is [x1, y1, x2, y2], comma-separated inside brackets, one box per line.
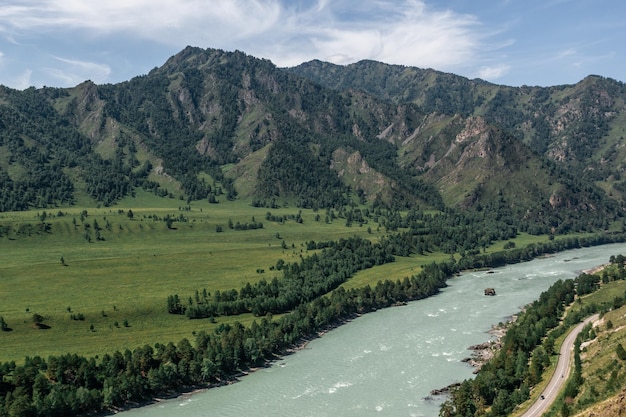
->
[0, 316, 8, 331]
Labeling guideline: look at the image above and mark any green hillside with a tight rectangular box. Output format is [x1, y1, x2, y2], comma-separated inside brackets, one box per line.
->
[0, 47, 624, 234]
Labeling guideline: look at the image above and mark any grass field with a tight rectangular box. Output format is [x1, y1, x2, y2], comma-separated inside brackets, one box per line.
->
[0, 193, 565, 364]
[0, 194, 393, 363]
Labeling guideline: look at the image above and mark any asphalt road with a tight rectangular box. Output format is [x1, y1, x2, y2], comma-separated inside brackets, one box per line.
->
[520, 314, 599, 417]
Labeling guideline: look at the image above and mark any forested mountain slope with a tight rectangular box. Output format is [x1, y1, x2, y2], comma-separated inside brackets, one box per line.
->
[0, 46, 624, 234]
[289, 59, 626, 190]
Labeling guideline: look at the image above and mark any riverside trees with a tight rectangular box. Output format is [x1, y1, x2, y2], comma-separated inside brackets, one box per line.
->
[0, 258, 453, 417]
[440, 255, 626, 417]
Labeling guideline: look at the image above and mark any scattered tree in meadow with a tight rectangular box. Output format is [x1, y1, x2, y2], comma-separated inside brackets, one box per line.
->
[32, 313, 44, 324]
[0, 316, 9, 331]
[31, 313, 49, 329]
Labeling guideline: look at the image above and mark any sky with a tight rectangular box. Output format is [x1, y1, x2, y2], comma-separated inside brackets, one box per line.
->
[0, 0, 624, 90]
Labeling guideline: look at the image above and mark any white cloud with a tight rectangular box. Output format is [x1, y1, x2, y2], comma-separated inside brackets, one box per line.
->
[293, 5, 480, 69]
[44, 56, 111, 86]
[0, 48, 33, 89]
[0, 0, 283, 41]
[477, 64, 511, 80]
[0, 0, 486, 71]
[53, 56, 111, 78]
[557, 48, 577, 59]
[267, 0, 483, 70]
[42, 67, 77, 86]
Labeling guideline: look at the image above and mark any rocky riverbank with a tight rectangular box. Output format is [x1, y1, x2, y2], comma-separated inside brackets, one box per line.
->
[429, 320, 511, 398]
[461, 322, 509, 373]
[462, 340, 501, 373]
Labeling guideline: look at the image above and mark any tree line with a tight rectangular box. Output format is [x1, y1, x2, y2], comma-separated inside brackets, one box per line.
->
[171, 236, 397, 318]
[169, 220, 624, 323]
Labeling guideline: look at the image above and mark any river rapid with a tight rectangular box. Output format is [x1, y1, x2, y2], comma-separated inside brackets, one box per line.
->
[119, 242, 626, 417]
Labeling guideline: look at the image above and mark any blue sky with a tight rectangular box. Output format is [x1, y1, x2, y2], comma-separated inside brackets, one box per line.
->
[0, 0, 623, 89]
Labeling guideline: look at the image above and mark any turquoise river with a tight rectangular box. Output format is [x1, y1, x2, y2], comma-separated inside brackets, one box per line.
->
[119, 242, 626, 417]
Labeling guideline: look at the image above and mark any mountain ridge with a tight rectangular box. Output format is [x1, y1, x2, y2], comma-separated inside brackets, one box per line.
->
[0, 46, 623, 234]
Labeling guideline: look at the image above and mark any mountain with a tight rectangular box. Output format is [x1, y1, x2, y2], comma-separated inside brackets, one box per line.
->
[289, 59, 626, 188]
[0, 46, 624, 234]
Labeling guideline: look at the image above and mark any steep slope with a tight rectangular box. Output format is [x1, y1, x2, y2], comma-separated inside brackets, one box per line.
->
[289, 60, 626, 200]
[399, 114, 614, 233]
[92, 47, 443, 207]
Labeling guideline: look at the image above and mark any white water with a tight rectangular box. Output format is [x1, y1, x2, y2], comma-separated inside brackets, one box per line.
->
[120, 243, 626, 417]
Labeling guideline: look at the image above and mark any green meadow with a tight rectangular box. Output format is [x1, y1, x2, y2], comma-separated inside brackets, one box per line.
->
[0, 192, 563, 364]
[0, 194, 394, 363]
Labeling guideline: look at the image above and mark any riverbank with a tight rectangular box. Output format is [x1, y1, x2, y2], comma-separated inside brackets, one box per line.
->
[429, 320, 511, 398]
[99, 315, 362, 415]
[462, 321, 510, 372]
[111, 241, 626, 417]
[283, 316, 358, 354]
[583, 263, 608, 275]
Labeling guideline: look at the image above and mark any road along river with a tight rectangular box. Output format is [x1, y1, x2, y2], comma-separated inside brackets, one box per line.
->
[521, 314, 599, 417]
[119, 242, 626, 417]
